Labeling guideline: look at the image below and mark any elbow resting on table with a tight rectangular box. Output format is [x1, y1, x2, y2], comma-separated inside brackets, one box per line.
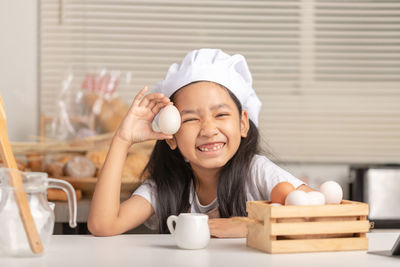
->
[87, 218, 116, 237]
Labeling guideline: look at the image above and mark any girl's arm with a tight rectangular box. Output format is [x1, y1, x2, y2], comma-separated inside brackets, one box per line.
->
[87, 136, 154, 236]
[87, 86, 172, 236]
[208, 218, 248, 238]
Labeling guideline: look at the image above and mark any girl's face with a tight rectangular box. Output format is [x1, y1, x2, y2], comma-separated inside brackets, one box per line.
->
[166, 82, 249, 172]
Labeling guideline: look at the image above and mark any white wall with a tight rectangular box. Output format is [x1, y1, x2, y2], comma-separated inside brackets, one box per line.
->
[0, 0, 38, 141]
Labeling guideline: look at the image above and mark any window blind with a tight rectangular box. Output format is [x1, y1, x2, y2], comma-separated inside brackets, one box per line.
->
[40, 0, 400, 164]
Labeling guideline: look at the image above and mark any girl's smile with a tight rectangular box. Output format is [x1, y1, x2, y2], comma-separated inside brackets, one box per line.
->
[197, 142, 225, 153]
[196, 142, 226, 159]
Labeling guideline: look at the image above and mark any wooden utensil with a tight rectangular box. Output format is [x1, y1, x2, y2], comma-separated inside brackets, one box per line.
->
[0, 95, 43, 254]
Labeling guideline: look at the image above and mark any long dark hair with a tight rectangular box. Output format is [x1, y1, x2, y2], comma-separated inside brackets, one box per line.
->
[142, 84, 260, 233]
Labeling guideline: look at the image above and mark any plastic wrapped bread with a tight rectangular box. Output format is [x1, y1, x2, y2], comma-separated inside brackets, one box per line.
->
[64, 156, 96, 178]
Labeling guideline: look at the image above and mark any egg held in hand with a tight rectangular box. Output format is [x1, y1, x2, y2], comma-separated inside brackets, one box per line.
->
[270, 182, 295, 205]
[152, 105, 181, 135]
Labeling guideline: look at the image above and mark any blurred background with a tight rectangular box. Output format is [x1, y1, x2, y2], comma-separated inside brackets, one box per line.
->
[1, 0, 400, 232]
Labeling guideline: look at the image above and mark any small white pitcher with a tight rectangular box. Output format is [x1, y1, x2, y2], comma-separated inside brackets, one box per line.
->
[167, 213, 210, 249]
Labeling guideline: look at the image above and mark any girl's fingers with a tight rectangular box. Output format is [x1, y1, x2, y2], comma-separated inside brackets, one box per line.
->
[140, 94, 166, 109]
[144, 98, 171, 116]
[147, 100, 157, 111]
[148, 99, 167, 112]
[139, 95, 151, 108]
[151, 101, 173, 114]
[132, 86, 148, 107]
[141, 95, 170, 109]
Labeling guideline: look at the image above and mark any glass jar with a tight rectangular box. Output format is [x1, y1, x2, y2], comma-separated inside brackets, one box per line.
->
[0, 168, 77, 257]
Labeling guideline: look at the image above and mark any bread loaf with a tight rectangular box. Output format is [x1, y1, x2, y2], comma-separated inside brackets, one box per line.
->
[86, 150, 108, 170]
[44, 161, 65, 177]
[122, 153, 149, 182]
[26, 153, 43, 171]
[84, 92, 129, 132]
[64, 156, 96, 178]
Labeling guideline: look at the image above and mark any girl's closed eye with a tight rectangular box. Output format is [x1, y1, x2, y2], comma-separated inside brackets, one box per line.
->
[183, 117, 198, 123]
[216, 113, 230, 118]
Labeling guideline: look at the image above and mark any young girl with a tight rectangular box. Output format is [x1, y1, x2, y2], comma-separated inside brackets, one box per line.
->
[88, 49, 313, 238]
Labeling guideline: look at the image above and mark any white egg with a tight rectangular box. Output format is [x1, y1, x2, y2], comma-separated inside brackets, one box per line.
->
[307, 191, 326, 205]
[152, 119, 160, 132]
[319, 181, 343, 204]
[156, 105, 181, 135]
[285, 190, 310, 206]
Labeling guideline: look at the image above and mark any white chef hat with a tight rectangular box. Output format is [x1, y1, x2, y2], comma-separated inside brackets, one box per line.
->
[153, 48, 262, 127]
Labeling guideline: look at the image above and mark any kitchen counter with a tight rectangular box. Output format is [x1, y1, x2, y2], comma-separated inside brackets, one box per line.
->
[1, 231, 399, 267]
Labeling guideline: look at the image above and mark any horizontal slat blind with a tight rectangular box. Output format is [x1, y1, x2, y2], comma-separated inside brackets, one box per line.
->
[40, 0, 400, 164]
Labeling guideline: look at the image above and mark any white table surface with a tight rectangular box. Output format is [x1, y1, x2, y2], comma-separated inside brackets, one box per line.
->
[1, 231, 399, 267]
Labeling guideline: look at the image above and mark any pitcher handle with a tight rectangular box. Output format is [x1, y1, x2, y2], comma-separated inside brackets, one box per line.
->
[167, 215, 178, 235]
[47, 178, 77, 228]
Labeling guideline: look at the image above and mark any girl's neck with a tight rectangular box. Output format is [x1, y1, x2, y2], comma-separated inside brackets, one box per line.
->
[191, 165, 220, 205]
[192, 166, 219, 187]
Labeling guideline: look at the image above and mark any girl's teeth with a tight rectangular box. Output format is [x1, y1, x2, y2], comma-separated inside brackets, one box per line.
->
[198, 144, 224, 152]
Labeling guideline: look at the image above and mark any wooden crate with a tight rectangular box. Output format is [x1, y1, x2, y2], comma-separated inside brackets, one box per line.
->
[246, 200, 370, 254]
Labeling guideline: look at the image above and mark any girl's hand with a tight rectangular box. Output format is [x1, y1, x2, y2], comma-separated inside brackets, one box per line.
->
[115, 86, 173, 146]
[208, 218, 248, 238]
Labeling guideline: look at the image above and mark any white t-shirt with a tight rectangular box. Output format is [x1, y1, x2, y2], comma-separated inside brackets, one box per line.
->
[132, 154, 305, 230]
